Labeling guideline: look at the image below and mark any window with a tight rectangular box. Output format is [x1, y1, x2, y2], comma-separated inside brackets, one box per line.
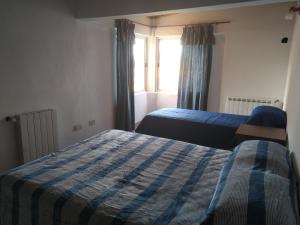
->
[133, 36, 147, 92]
[157, 38, 182, 92]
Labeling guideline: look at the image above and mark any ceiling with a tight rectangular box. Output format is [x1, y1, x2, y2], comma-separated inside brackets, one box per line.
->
[76, 0, 296, 19]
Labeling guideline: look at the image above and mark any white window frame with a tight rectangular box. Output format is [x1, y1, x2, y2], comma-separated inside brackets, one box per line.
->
[155, 36, 182, 93]
[134, 34, 148, 93]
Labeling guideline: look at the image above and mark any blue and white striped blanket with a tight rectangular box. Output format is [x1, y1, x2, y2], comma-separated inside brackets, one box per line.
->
[0, 130, 298, 225]
[0, 130, 231, 225]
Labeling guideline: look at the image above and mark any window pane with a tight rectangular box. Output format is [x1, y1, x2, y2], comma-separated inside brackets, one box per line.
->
[158, 39, 182, 92]
[134, 37, 146, 92]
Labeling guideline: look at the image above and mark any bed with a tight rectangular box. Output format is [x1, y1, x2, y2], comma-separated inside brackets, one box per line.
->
[0, 129, 297, 225]
[135, 107, 287, 150]
[135, 108, 250, 149]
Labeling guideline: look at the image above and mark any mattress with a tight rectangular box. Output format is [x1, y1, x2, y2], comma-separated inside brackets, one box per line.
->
[136, 108, 250, 149]
[0, 130, 231, 225]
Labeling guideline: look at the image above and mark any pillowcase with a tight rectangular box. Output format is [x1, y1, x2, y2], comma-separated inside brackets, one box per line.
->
[233, 140, 291, 179]
[201, 171, 298, 225]
[247, 106, 287, 129]
[200, 140, 298, 225]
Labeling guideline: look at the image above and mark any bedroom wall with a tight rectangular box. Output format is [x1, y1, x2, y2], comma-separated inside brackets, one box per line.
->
[135, 92, 148, 124]
[155, 3, 294, 112]
[0, 0, 116, 172]
[284, 14, 300, 179]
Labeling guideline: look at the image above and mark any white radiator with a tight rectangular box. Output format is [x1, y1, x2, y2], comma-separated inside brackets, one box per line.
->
[224, 97, 283, 115]
[15, 109, 58, 163]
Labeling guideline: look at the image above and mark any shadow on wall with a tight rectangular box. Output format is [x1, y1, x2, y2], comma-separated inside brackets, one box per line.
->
[0, 118, 20, 171]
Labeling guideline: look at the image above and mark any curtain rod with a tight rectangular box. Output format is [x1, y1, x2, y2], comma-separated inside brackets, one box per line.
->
[129, 20, 231, 28]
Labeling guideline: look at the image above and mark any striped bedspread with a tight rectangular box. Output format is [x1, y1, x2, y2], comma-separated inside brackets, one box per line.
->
[0, 130, 231, 225]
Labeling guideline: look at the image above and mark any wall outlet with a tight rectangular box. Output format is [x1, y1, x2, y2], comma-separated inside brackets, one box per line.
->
[73, 124, 82, 132]
[88, 120, 96, 126]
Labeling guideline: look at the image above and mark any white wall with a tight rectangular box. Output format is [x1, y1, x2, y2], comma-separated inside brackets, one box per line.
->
[0, 0, 115, 172]
[284, 14, 300, 179]
[218, 4, 293, 112]
[146, 92, 158, 113]
[134, 92, 148, 123]
[155, 3, 294, 112]
[156, 93, 178, 109]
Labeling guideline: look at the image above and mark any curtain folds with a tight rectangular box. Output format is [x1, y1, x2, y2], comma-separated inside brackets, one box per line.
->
[177, 24, 215, 110]
[115, 19, 135, 131]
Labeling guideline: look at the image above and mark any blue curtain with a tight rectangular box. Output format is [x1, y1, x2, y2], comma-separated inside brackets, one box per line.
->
[115, 19, 135, 131]
[177, 24, 215, 110]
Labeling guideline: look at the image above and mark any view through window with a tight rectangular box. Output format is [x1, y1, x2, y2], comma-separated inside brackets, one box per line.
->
[158, 38, 182, 92]
[133, 37, 146, 92]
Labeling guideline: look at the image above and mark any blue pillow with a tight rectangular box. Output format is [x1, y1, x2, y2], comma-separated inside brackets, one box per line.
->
[247, 106, 287, 129]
